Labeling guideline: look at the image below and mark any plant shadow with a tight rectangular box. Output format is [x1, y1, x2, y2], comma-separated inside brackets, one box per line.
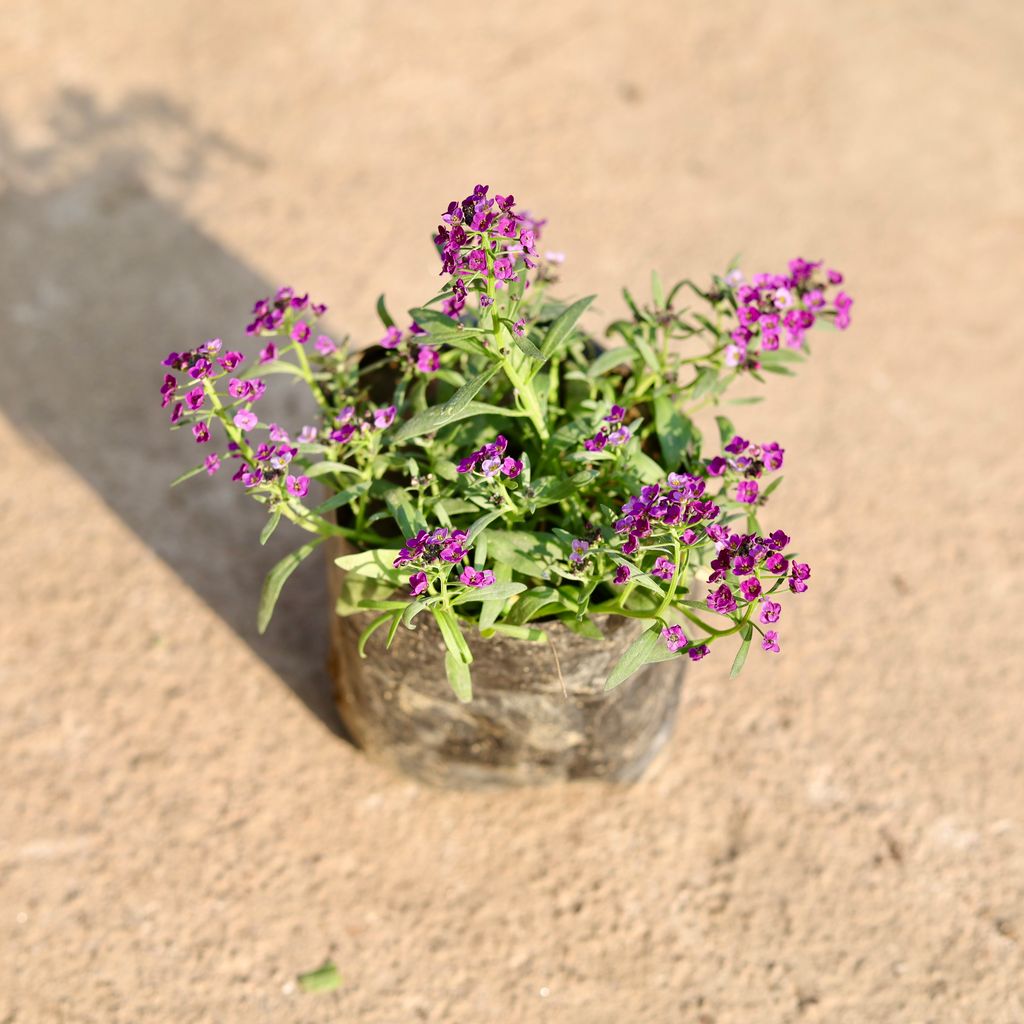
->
[0, 88, 348, 738]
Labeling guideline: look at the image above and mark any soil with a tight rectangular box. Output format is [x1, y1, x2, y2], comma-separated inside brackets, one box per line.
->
[1, 2, 1022, 1021]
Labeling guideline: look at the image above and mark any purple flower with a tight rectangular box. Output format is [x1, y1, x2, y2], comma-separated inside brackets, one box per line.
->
[707, 456, 728, 477]
[170, 402, 184, 425]
[380, 326, 403, 349]
[651, 557, 676, 581]
[373, 405, 396, 430]
[765, 552, 789, 574]
[569, 539, 590, 565]
[440, 540, 466, 563]
[409, 571, 429, 596]
[791, 562, 811, 581]
[681, 528, 698, 545]
[736, 480, 759, 504]
[192, 422, 211, 444]
[298, 425, 317, 444]
[416, 346, 440, 373]
[501, 457, 523, 479]
[662, 625, 688, 653]
[827, 269, 844, 285]
[189, 357, 212, 380]
[315, 335, 337, 356]
[608, 426, 631, 446]
[331, 424, 356, 445]
[740, 577, 762, 601]
[285, 475, 309, 498]
[613, 565, 630, 585]
[584, 431, 608, 452]
[512, 318, 527, 336]
[259, 340, 278, 364]
[204, 453, 220, 475]
[493, 256, 514, 280]
[789, 578, 808, 594]
[219, 350, 244, 371]
[688, 644, 709, 662]
[184, 387, 205, 411]
[725, 436, 748, 455]
[767, 529, 791, 551]
[233, 409, 257, 431]
[762, 442, 784, 471]
[737, 305, 760, 327]
[761, 630, 781, 653]
[290, 321, 311, 344]
[707, 584, 737, 615]
[459, 567, 495, 588]
[604, 405, 626, 424]
[759, 600, 781, 624]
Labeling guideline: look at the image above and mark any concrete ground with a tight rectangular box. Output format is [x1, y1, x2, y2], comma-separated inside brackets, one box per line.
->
[1, 2, 1022, 1021]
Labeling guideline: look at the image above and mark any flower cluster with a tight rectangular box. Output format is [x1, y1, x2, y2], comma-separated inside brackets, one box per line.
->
[614, 475, 720, 556]
[377, 321, 440, 374]
[395, 527, 497, 596]
[707, 436, 784, 504]
[245, 286, 327, 337]
[583, 405, 631, 452]
[661, 625, 709, 662]
[722, 260, 852, 368]
[456, 436, 523, 479]
[330, 404, 396, 445]
[434, 184, 542, 283]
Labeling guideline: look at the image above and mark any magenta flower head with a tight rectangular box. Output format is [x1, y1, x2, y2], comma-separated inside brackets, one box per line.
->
[707, 584, 737, 615]
[315, 335, 337, 356]
[459, 567, 495, 588]
[740, 577, 762, 601]
[290, 321, 311, 344]
[204, 453, 220, 476]
[416, 346, 440, 373]
[192, 422, 211, 444]
[233, 409, 258, 431]
[512, 318, 527, 337]
[501, 457, 523, 479]
[569, 539, 590, 565]
[613, 565, 630, 585]
[408, 571, 429, 596]
[184, 387, 205, 411]
[688, 644, 709, 662]
[760, 600, 781, 624]
[662, 625, 688, 653]
[380, 326, 403, 350]
[286, 475, 310, 498]
[651, 557, 676, 581]
[761, 630, 781, 653]
[373, 406, 396, 430]
[736, 480, 759, 504]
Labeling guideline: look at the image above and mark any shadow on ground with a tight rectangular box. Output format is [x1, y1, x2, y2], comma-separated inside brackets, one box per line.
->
[0, 88, 346, 737]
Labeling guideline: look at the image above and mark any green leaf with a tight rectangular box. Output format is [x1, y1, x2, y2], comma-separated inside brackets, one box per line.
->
[309, 481, 372, 517]
[465, 507, 510, 545]
[505, 586, 570, 625]
[651, 269, 665, 309]
[432, 607, 472, 665]
[297, 961, 342, 994]
[444, 650, 473, 702]
[336, 573, 398, 616]
[376, 294, 395, 329]
[305, 461, 359, 479]
[483, 623, 547, 642]
[383, 486, 426, 537]
[407, 306, 481, 340]
[249, 359, 307, 379]
[450, 581, 526, 607]
[478, 563, 513, 631]
[170, 464, 204, 487]
[632, 330, 661, 373]
[540, 295, 595, 359]
[689, 366, 719, 401]
[730, 623, 754, 679]
[654, 395, 694, 469]
[604, 622, 677, 691]
[630, 450, 665, 484]
[482, 531, 562, 578]
[586, 346, 632, 378]
[357, 612, 392, 657]
[507, 323, 546, 361]
[715, 415, 736, 447]
[760, 475, 784, 501]
[392, 366, 500, 442]
[334, 548, 404, 580]
[259, 508, 282, 546]
[258, 538, 324, 634]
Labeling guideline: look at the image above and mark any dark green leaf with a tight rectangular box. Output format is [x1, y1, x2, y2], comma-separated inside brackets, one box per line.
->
[376, 294, 395, 329]
[540, 295, 595, 359]
[309, 481, 372, 517]
[392, 366, 500, 442]
[654, 395, 694, 469]
[444, 650, 473, 702]
[586, 346, 632, 378]
[604, 622, 677, 691]
[259, 508, 282, 546]
[715, 415, 735, 447]
[729, 623, 754, 679]
[383, 486, 426, 537]
[258, 538, 324, 634]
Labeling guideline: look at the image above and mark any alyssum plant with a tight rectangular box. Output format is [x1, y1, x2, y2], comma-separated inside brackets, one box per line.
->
[161, 184, 853, 702]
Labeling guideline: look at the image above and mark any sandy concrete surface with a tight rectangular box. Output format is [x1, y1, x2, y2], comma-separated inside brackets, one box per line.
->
[2, 2, 1022, 1021]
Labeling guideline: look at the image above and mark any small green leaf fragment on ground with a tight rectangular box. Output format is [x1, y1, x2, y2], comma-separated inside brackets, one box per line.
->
[297, 960, 342, 993]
